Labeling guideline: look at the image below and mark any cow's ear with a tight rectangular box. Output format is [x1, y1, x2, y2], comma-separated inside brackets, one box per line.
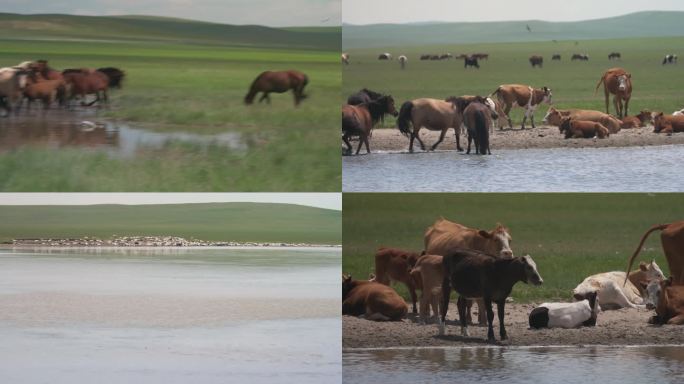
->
[639, 262, 648, 271]
[478, 230, 492, 238]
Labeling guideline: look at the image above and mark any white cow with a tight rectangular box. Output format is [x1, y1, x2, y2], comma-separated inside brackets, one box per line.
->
[672, 108, 684, 116]
[572, 260, 664, 310]
[398, 55, 407, 69]
[529, 291, 600, 328]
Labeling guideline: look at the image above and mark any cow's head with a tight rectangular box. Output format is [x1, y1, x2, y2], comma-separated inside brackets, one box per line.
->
[643, 278, 666, 311]
[559, 116, 573, 133]
[542, 86, 552, 104]
[617, 74, 630, 91]
[652, 112, 666, 133]
[520, 254, 543, 286]
[637, 109, 653, 124]
[478, 224, 513, 258]
[484, 97, 499, 120]
[342, 274, 354, 300]
[543, 107, 563, 126]
[640, 260, 665, 282]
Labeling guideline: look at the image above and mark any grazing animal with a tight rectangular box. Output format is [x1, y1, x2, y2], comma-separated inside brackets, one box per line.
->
[551, 54, 561, 61]
[341, 53, 350, 65]
[420, 54, 430, 61]
[543, 107, 622, 133]
[347, 88, 383, 105]
[647, 277, 684, 325]
[342, 274, 407, 321]
[374, 247, 422, 314]
[97, 67, 125, 88]
[410, 254, 444, 323]
[342, 95, 398, 154]
[626, 221, 684, 285]
[378, 53, 392, 60]
[0, 67, 30, 116]
[529, 55, 543, 68]
[595, 67, 632, 118]
[490, 84, 552, 129]
[608, 52, 621, 60]
[62, 68, 110, 107]
[440, 251, 543, 341]
[244, 70, 308, 106]
[472, 53, 489, 60]
[396, 97, 468, 152]
[398, 55, 407, 69]
[662, 54, 677, 65]
[571, 53, 589, 61]
[464, 56, 480, 69]
[463, 101, 495, 154]
[529, 292, 599, 329]
[559, 117, 610, 139]
[440, 53, 453, 60]
[652, 112, 684, 134]
[573, 261, 665, 310]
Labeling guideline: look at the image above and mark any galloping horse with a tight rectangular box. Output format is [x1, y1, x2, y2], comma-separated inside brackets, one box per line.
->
[244, 70, 308, 106]
[595, 67, 632, 118]
[97, 67, 126, 88]
[33, 60, 64, 81]
[342, 95, 398, 155]
[62, 68, 110, 107]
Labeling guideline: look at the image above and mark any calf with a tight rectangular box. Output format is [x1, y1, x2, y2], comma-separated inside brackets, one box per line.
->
[529, 292, 599, 329]
[543, 107, 621, 133]
[621, 110, 651, 128]
[559, 117, 610, 139]
[653, 112, 684, 134]
[490, 84, 552, 129]
[647, 278, 684, 325]
[342, 274, 407, 321]
[374, 247, 421, 313]
[410, 254, 443, 324]
[440, 250, 543, 341]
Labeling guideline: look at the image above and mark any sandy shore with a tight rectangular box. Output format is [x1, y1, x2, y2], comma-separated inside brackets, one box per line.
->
[352, 125, 684, 152]
[343, 303, 684, 348]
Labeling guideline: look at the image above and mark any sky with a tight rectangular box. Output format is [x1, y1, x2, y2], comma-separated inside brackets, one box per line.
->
[343, 0, 684, 25]
[0, 0, 341, 27]
[0, 193, 341, 211]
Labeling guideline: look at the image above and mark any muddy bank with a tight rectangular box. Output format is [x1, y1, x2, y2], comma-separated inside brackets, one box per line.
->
[343, 303, 684, 348]
[358, 125, 684, 152]
[6, 236, 340, 248]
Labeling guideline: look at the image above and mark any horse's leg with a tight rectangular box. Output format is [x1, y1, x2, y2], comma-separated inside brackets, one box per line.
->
[355, 133, 365, 155]
[258, 93, 268, 103]
[497, 300, 507, 340]
[414, 130, 426, 151]
[342, 135, 353, 154]
[485, 298, 495, 342]
[430, 129, 447, 151]
[363, 135, 370, 154]
[457, 296, 469, 337]
[466, 132, 472, 154]
[454, 127, 463, 152]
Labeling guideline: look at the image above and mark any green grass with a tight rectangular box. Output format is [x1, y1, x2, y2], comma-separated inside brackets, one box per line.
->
[342, 36, 684, 127]
[0, 203, 341, 244]
[0, 15, 340, 191]
[342, 193, 684, 302]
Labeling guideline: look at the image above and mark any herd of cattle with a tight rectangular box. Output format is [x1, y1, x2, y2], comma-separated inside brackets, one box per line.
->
[342, 218, 684, 342]
[342, 65, 684, 155]
[0, 60, 125, 116]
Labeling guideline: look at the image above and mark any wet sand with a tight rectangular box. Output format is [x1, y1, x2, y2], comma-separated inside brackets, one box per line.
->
[343, 303, 684, 349]
[357, 126, 684, 152]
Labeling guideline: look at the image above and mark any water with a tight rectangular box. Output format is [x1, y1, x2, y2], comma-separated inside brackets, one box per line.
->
[343, 145, 684, 191]
[0, 248, 341, 383]
[344, 346, 684, 383]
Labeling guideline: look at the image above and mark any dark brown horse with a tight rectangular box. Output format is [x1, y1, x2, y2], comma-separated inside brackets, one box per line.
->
[97, 67, 126, 88]
[244, 70, 308, 106]
[62, 68, 109, 107]
[342, 95, 398, 155]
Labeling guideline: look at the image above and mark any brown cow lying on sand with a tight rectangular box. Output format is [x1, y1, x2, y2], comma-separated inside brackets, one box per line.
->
[653, 112, 684, 134]
[543, 107, 621, 133]
[559, 117, 610, 139]
[621, 110, 652, 128]
[646, 277, 684, 325]
[374, 247, 421, 313]
[343, 274, 407, 321]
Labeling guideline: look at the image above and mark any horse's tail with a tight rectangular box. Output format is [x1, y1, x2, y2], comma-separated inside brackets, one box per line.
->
[396, 101, 413, 137]
[624, 223, 670, 286]
[474, 109, 489, 154]
[244, 72, 266, 105]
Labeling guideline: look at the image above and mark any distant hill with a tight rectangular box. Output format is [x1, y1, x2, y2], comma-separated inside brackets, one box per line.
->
[0, 13, 340, 51]
[0, 203, 341, 244]
[343, 11, 684, 49]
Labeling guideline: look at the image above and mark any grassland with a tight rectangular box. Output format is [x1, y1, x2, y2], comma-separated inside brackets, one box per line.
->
[0, 14, 340, 191]
[342, 37, 684, 128]
[0, 203, 341, 244]
[342, 193, 684, 302]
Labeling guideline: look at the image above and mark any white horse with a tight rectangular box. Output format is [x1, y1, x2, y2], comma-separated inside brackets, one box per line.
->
[0, 67, 29, 116]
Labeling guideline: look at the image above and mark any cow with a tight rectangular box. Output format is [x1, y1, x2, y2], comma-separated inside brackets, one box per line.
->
[420, 54, 431, 61]
[342, 53, 349, 65]
[378, 53, 392, 60]
[464, 56, 480, 69]
[472, 53, 489, 60]
[440, 53, 453, 60]
[440, 250, 543, 341]
[626, 221, 684, 285]
[672, 108, 684, 116]
[608, 52, 621, 60]
[571, 53, 589, 61]
[662, 54, 678, 65]
[573, 260, 665, 310]
[529, 55, 543, 68]
[490, 84, 552, 129]
[342, 274, 407, 321]
[374, 247, 422, 314]
[529, 292, 599, 329]
[398, 55, 407, 69]
[621, 110, 652, 128]
[409, 254, 444, 324]
[543, 107, 622, 133]
[646, 277, 684, 325]
[552, 54, 561, 61]
[559, 117, 610, 139]
[653, 112, 684, 134]
[595, 67, 632, 118]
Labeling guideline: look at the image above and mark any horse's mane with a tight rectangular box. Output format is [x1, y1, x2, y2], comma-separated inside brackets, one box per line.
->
[446, 95, 487, 112]
[361, 88, 383, 100]
[365, 95, 392, 126]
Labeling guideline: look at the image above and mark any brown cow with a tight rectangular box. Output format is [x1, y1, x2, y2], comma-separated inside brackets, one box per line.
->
[626, 221, 684, 285]
[410, 254, 444, 323]
[653, 112, 684, 134]
[543, 107, 622, 133]
[595, 67, 632, 118]
[490, 84, 552, 129]
[374, 247, 421, 313]
[342, 274, 408, 321]
[621, 110, 652, 128]
[647, 277, 684, 325]
[529, 55, 543, 68]
[559, 117, 610, 139]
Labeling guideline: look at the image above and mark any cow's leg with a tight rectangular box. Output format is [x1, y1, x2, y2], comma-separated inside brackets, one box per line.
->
[439, 277, 451, 335]
[623, 97, 630, 118]
[477, 299, 487, 325]
[520, 108, 529, 129]
[604, 89, 610, 114]
[408, 283, 418, 314]
[504, 105, 513, 129]
[497, 300, 508, 340]
[431, 128, 447, 151]
[485, 298, 495, 342]
[601, 282, 640, 309]
[457, 296, 469, 337]
[408, 131, 416, 153]
[667, 315, 684, 325]
[430, 291, 440, 323]
[530, 113, 536, 129]
[419, 290, 429, 324]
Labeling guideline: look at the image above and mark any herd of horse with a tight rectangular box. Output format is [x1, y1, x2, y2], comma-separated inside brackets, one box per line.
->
[342, 218, 684, 343]
[0, 60, 124, 116]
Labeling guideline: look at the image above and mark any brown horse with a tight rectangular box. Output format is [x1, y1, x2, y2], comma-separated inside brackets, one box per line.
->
[22, 71, 67, 112]
[595, 67, 632, 118]
[342, 95, 398, 155]
[62, 68, 109, 107]
[244, 70, 308, 106]
[463, 101, 497, 154]
[33, 60, 64, 81]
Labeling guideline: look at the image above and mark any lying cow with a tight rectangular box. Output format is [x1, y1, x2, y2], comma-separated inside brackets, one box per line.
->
[374, 247, 421, 313]
[573, 260, 664, 310]
[653, 112, 684, 134]
[559, 117, 610, 138]
[543, 107, 621, 133]
[646, 277, 684, 325]
[409, 254, 443, 324]
[490, 84, 552, 129]
[529, 291, 599, 329]
[342, 274, 407, 321]
[621, 110, 652, 128]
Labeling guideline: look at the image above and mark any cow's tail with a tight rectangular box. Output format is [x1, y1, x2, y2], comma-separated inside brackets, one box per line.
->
[624, 223, 670, 286]
[489, 86, 501, 100]
[594, 75, 605, 95]
[397, 101, 414, 137]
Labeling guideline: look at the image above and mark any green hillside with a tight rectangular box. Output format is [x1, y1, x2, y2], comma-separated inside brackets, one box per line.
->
[0, 203, 341, 244]
[343, 11, 684, 49]
[0, 13, 340, 51]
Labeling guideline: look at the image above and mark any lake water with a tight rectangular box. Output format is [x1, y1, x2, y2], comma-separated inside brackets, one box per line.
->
[343, 145, 684, 192]
[344, 345, 684, 383]
[0, 247, 341, 384]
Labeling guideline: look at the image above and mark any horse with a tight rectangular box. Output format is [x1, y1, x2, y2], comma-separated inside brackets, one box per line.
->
[341, 53, 350, 65]
[399, 55, 407, 69]
[464, 56, 479, 69]
[595, 67, 632, 118]
[342, 95, 398, 155]
[552, 54, 561, 61]
[97, 67, 125, 88]
[21, 71, 67, 112]
[347, 88, 383, 105]
[0, 67, 29, 116]
[62, 68, 110, 107]
[33, 60, 64, 81]
[463, 101, 497, 154]
[244, 70, 308, 106]
[571, 53, 589, 61]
